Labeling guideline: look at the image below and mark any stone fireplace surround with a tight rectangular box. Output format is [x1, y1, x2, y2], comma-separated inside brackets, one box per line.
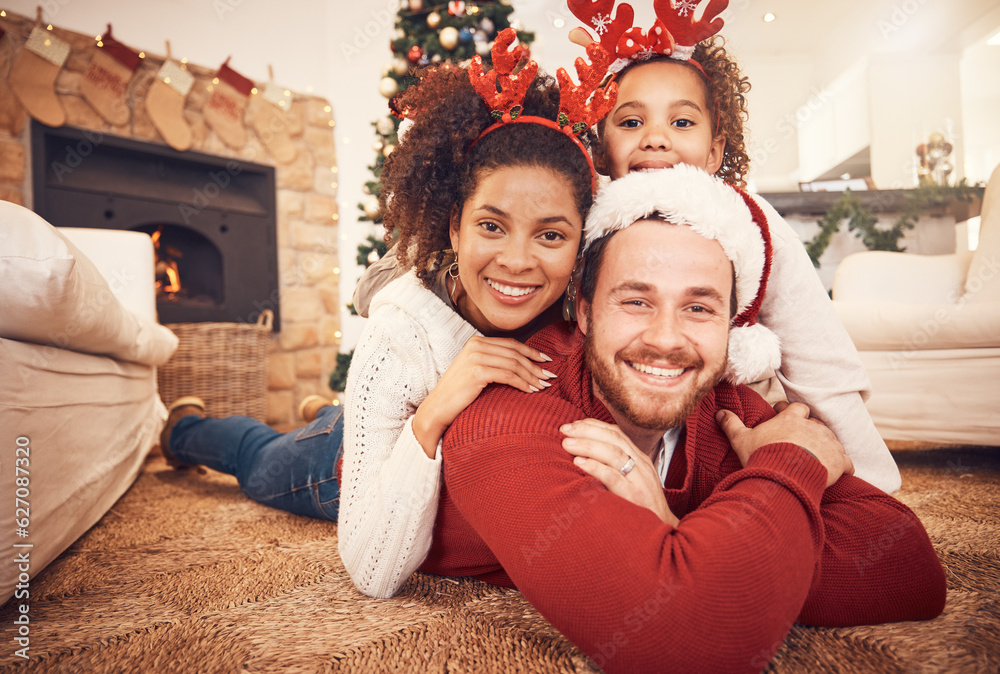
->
[0, 10, 341, 425]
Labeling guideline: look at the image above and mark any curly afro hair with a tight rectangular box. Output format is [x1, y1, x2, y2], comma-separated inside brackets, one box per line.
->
[596, 36, 751, 188]
[380, 66, 595, 288]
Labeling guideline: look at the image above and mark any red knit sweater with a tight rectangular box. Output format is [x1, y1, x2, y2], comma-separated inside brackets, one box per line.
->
[420, 323, 946, 673]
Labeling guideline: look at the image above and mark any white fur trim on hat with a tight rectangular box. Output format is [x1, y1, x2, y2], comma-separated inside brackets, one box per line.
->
[585, 165, 761, 316]
[725, 322, 781, 385]
[583, 165, 780, 385]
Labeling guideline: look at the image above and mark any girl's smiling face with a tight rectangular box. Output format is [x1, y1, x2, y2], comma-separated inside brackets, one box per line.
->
[449, 165, 583, 338]
[599, 59, 725, 180]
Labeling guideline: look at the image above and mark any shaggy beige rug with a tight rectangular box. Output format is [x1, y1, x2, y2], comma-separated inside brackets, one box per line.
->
[1, 447, 997, 672]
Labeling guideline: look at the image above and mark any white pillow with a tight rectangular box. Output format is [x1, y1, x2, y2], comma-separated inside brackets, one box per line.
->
[0, 201, 178, 366]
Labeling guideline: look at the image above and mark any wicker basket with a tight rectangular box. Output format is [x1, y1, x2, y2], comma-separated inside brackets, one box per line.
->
[158, 310, 273, 422]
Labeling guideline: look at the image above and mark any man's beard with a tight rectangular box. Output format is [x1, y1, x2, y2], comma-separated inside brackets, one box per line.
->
[584, 329, 726, 431]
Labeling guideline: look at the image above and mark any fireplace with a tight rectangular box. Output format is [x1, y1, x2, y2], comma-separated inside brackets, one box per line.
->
[30, 121, 281, 329]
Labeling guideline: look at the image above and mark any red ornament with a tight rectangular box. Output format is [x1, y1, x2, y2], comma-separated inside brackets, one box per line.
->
[448, 1, 466, 17]
[407, 45, 423, 63]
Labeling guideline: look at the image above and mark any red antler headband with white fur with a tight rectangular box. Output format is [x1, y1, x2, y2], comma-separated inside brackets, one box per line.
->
[469, 28, 618, 192]
[568, 0, 729, 76]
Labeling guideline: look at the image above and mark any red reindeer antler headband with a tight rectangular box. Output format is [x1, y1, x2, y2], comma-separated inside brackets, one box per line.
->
[469, 28, 617, 192]
[568, 0, 729, 77]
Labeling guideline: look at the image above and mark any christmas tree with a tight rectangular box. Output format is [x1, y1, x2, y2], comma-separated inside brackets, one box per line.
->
[354, 0, 535, 273]
[333, 0, 535, 392]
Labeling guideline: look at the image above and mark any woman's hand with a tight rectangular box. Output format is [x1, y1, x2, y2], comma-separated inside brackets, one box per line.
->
[412, 336, 556, 458]
[561, 419, 679, 527]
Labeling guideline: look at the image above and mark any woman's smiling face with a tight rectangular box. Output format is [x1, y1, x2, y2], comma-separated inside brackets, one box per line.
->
[449, 165, 583, 337]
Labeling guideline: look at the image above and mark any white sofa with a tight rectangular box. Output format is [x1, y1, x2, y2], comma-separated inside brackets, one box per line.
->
[0, 201, 178, 603]
[832, 164, 1000, 446]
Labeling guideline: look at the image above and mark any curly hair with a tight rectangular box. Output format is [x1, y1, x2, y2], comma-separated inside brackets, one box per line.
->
[597, 36, 751, 187]
[380, 66, 595, 288]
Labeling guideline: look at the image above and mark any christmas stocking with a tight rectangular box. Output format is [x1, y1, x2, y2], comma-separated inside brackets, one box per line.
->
[252, 83, 298, 164]
[204, 58, 253, 150]
[0, 27, 28, 133]
[81, 25, 140, 126]
[9, 25, 69, 127]
[145, 58, 194, 151]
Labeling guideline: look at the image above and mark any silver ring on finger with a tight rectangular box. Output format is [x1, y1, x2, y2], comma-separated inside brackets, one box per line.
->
[619, 456, 635, 477]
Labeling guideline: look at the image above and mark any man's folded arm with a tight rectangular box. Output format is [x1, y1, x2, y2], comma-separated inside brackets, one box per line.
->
[796, 474, 946, 626]
[443, 433, 831, 673]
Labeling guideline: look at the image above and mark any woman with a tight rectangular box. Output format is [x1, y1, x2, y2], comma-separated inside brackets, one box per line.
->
[160, 45, 607, 598]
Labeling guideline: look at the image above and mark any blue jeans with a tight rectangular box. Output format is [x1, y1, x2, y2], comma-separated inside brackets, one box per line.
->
[169, 405, 344, 521]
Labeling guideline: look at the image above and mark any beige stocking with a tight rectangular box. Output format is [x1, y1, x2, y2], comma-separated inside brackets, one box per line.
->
[81, 47, 134, 126]
[252, 83, 298, 164]
[9, 26, 68, 127]
[146, 59, 194, 151]
[204, 79, 249, 150]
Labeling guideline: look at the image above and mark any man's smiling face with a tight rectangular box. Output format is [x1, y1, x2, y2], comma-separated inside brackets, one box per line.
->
[577, 220, 731, 433]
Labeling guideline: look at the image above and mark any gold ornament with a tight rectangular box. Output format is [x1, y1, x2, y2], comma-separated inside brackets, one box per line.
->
[439, 26, 459, 51]
[378, 76, 399, 98]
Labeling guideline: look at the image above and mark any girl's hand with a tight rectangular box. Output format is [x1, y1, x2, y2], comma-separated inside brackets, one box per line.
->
[561, 418, 680, 527]
[412, 336, 556, 458]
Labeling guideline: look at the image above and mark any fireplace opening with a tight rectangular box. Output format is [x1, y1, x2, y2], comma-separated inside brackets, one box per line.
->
[145, 223, 224, 309]
[30, 121, 280, 329]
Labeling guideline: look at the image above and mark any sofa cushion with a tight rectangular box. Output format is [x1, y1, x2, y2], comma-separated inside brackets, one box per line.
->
[964, 163, 1000, 303]
[0, 201, 178, 366]
[833, 300, 1000, 350]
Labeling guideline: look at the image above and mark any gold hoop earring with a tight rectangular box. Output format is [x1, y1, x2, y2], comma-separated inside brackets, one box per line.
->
[562, 262, 581, 322]
[447, 257, 459, 305]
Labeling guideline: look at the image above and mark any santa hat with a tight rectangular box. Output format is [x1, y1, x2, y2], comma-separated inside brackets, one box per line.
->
[583, 164, 779, 385]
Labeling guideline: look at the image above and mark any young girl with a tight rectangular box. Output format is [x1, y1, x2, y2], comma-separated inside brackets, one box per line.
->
[559, 0, 902, 493]
[160, 35, 609, 598]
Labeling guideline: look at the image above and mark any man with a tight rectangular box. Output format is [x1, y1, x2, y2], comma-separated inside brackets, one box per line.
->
[419, 167, 946, 673]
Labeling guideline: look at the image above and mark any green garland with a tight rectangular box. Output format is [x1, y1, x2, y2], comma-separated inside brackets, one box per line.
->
[805, 180, 981, 267]
[328, 350, 354, 393]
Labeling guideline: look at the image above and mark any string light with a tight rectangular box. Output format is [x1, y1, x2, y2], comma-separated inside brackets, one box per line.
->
[324, 105, 332, 113]
[138, 52, 145, 58]
[213, 77, 220, 84]
[46, 24, 52, 30]
[332, 400, 341, 407]
[1, 11, 6, 17]
[251, 87, 258, 95]
[334, 331, 342, 339]
[333, 267, 341, 275]
[331, 166, 338, 173]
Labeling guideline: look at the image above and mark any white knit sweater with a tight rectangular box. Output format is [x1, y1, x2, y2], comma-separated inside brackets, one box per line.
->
[337, 270, 479, 598]
[749, 194, 900, 493]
